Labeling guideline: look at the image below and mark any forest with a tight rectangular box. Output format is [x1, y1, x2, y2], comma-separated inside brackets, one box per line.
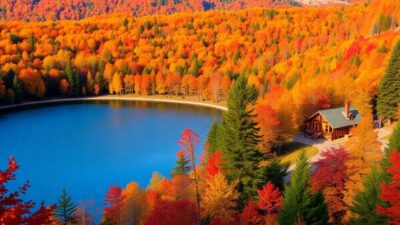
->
[1, 0, 400, 224]
[0, 0, 291, 21]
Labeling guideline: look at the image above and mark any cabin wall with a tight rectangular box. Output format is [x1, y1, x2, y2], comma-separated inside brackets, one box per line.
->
[305, 114, 358, 140]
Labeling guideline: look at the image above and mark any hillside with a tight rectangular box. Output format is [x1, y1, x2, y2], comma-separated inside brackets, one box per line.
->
[0, 0, 289, 21]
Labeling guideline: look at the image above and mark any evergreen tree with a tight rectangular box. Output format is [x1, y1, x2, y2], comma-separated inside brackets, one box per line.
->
[306, 190, 329, 225]
[349, 168, 387, 225]
[12, 75, 23, 103]
[219, 75, 265, 207]
[381, 122, 400, 182]
[55, 189, 77, 225]
[65, 61, 74, 96]
[387, 122, 400, 152]
[377, 39, 400, 121]
[170, 152, 190, 177]
[278, 151, 328, 225]
[263, 158, 289, 191]
[206, 122, 219, 153]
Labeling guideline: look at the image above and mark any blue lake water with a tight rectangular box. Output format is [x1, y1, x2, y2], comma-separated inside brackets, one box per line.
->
[0, 100, 221, 217]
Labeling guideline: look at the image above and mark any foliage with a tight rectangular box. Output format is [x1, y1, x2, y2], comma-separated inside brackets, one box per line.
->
[278, 151, 328, 225]
[170, 151, 190, 177]
[143, 199, 197, 225]
[201, 173, 238, 223]
[55, 189, 77, 225]
[348, 168, 387, 225]
[219, 75, 265, 207]
[0, 157, 55, 225]
[263, 158, 289, 191]
[377, 39, 400, 120]
[377, 151, 400, 224]
[103, 186, 125, 225]
[343, 112, 382, 212]
[311, 147, 349, 224]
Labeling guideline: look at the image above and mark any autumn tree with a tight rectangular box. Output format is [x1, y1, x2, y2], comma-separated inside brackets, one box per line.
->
[377, 151, 400, 224]
[254, 102, 280, 155]
[143, 199, 197, 225]
[121, 182, 149, 225]
[257, 182, 282, 221]
[202, 173, 238, 223]
[103, 186, 125, 225]
[0, 157, 55, 225]
[178, 129, 201, 225]
[311, 147, 349, 224]
[343, 112, 382, 211]
[55, 189, 77, 225]
[219, 75, 265, 207]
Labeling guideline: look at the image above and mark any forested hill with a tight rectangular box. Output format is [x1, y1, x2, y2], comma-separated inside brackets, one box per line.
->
[0, 0, 366, 21]
[0, 0, 289, 21]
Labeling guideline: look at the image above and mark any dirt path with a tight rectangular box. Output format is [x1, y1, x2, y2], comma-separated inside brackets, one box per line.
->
[294, 125, 396, 165]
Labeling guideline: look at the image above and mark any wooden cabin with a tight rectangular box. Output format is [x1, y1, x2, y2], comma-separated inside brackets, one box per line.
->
[304, 102, 362, 141]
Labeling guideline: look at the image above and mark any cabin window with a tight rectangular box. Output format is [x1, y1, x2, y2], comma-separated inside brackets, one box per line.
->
[325, 125, 328, 132]
[329, 126, 332, 132]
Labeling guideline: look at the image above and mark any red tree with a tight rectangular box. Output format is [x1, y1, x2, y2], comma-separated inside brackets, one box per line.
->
[257, 182, 282, 216]
[377, 150, 400, 224]
[103, 185, 125, 225]
[311, 147, 349, 224]
[0, 157, 55, 225]
[205, 150, 224, 177]
[240, 200, 263, 225]
[178, 129, 201, 224]
[143, 199, 197, 225]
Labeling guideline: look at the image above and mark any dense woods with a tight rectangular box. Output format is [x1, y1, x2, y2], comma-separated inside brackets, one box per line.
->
[1, 0, 400, 224]
[0, 0, 291, 21]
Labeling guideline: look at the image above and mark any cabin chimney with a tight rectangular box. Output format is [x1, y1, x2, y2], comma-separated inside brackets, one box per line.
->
[344, 101, 351, 120]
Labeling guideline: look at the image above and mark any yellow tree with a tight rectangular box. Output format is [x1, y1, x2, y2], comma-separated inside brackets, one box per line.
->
[121, 182, 149, 225]
[201, 173, 238, 224]
[112, 73, 124, 95]
[343, 112, 382, 218]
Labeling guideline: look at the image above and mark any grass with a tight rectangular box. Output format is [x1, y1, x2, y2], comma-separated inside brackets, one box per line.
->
[277, 142, 319, 165]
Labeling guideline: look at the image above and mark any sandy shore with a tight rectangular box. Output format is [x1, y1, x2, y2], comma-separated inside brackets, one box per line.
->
[0, 95, 228, 111]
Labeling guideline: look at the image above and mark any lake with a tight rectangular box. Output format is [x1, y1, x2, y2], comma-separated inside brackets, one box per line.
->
[0, 100, 221, 217]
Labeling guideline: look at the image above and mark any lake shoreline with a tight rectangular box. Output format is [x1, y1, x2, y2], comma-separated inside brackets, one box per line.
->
[0, 95, 228, 112]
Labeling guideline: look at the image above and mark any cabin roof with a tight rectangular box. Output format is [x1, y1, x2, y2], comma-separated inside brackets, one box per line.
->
[308, 107, 362, 129]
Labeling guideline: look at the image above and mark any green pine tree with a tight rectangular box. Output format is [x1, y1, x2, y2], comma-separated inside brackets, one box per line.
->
[386, 122, 400, 152]
[278, 151, 328, 225]
[12, 75, 23, 103]
[219, 75, 265, 207]
[263, 158, 289, 191]
[348, 168, 388, 225]
[170, 154, 190, 177]
[377, 39, 400, 121]
[381, 122, 400, 182]
[206, 122, 219, 154]
[306, 190, 329, 225]
[55, 189, 77, 225]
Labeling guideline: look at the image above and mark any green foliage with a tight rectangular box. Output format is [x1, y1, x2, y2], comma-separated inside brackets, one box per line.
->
[278, 151, 328, 225]
[219, 75, 265, 208]
[381, 122, 400, 182]
[170, 155, 190, 177]
[263, 158, 289, 191]
[206, 122, 219, 154]
[55, 189, 77, 225]
[348, 168, 388, 225]
[12, 75, 23, 103]
[377, 39, 400, 120]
